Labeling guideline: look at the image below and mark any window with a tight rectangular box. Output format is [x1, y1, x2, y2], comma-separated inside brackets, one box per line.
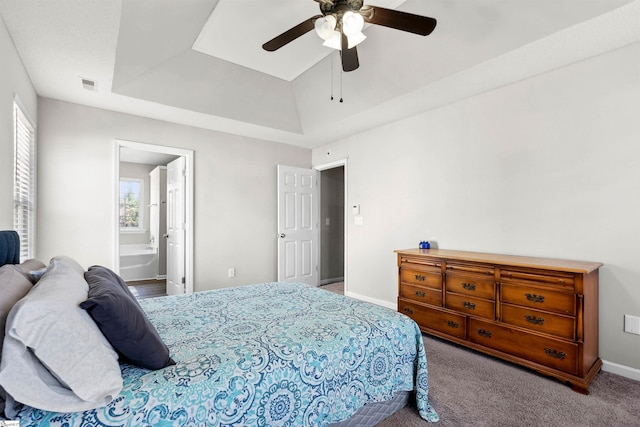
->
[13, 102, 36, 261]
[119, 178, 144, 231]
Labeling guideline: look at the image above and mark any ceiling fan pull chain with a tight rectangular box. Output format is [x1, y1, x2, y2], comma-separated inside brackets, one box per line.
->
[330, 51, 334, 101]
[340, 66, 344, 103]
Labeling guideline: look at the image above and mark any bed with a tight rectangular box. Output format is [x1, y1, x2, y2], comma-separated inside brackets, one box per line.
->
[0, 231, 439, 426]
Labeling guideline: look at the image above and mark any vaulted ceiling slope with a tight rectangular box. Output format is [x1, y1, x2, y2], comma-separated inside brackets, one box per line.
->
[1, 0, 639, 149]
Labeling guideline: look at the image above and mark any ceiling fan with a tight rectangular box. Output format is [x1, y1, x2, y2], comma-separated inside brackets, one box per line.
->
[262, 0, 437, 72]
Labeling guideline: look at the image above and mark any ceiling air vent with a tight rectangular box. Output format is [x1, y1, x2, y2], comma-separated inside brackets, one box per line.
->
[81, 78, 97, 91]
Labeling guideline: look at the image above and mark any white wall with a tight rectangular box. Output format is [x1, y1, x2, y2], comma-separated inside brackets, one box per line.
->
[313, 42, 640, 370]
[37, 98, 311, 290]
[0, 17, 37, 229]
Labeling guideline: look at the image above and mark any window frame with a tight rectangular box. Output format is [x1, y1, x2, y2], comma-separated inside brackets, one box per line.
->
[13, 100, 36, 261]
[119, 177, 145, 233]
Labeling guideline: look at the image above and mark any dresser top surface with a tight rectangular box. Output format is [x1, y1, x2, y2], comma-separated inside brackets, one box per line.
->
[395, 248, 602, 274]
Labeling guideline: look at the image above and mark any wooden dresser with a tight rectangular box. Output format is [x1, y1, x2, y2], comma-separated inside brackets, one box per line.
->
[396, 248, 602, 393]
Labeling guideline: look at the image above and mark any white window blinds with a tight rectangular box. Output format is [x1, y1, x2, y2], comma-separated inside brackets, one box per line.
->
[13, 102, 36, 261]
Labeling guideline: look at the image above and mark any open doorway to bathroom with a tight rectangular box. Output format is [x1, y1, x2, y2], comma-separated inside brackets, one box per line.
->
[318, 162, 346, 295]
[115, 140, 194, 298]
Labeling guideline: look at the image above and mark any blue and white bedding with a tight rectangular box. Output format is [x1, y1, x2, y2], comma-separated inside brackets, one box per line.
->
[16, 282, 439, 426]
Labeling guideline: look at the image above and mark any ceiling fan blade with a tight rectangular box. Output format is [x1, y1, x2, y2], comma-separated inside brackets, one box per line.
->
[340, 32, 359, 72]
[362, 6, 437, 36]
[262, 15, 322, 52]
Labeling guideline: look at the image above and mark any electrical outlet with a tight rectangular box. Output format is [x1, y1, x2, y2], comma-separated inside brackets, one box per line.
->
[228, 268, 235, 278]
[624, 314, 640, 335]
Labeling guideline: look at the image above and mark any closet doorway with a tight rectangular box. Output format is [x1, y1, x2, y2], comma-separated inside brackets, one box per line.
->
[316, 160, 346, 292]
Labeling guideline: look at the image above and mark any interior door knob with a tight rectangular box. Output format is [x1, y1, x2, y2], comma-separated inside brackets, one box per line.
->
[279, 233, 286, 238]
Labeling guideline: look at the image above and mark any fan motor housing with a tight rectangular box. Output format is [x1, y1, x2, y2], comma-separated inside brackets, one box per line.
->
[319, 0, 363, 15]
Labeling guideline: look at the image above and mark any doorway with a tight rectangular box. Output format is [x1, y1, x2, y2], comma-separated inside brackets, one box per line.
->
[316, 160, 347, 293]
[114, 140, 195, 294]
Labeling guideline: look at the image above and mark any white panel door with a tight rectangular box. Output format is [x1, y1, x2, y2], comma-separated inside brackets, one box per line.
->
[277, 165, 319, 286]
[166, 157, 185, 295]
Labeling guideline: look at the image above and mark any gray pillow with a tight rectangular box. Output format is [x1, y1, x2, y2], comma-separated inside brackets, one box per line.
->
[16, 259, 47, 284]
[0, 265, 33, 358]
[0, 256, 122, 416]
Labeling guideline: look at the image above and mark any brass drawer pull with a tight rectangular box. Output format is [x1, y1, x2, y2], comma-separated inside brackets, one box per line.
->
[446, 320, 459, 329]
[403, 307, 414, 315]
[525, 293, 545, 303]
[414, 274, 426, 282]
[525, 315, 545, 325]
[545, 348, 566, 359]
[477, 329, 492, 338]
[415, 290, 426, 298]
[462, 282, 476, 291]
[461, 301, 476, 310]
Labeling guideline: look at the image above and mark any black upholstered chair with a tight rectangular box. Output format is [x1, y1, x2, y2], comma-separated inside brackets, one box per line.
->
[0, 230, 20, 267]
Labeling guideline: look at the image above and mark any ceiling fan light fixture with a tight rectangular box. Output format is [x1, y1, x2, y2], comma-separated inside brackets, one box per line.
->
[342, 11, 364, 36]
[314, 15, 337, 40]
[322, 32, 342, 50]
[347, 31, 366, 49]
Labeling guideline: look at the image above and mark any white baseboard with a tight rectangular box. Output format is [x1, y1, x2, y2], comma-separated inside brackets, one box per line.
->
[602, 359, 640, 382]
[345, 291, 397, 310]
[320, 277, 344, 285]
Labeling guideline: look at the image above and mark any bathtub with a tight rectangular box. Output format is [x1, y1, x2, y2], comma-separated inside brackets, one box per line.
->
[119, 244, 159, 282]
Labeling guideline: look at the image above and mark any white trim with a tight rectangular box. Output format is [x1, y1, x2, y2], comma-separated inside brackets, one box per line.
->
[119, 229, 148, 234]
[315, 159, 347, 170]
[13, 94, 36, 130]
[314, 158, 348, 294]
[602, 360, 640, 382]
[114, 139, 195, 294]
[13, 100, 37, 261]
[345, 291, 397, 311]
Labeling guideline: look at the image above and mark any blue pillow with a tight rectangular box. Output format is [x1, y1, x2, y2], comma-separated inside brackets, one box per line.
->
[80, 266, 175, 370]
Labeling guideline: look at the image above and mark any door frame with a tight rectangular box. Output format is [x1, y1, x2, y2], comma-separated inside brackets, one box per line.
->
[314, 159, 348, 293]
[114, 139, 195, 294]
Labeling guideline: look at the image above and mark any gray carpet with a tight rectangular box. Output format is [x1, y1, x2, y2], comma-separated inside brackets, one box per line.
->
[378, 335, 640, 426]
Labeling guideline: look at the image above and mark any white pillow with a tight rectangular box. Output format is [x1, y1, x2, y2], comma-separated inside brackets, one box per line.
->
[0, 256, 122, 416]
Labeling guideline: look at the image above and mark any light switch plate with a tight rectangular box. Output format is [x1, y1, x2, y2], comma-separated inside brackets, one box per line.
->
[354, 216, 364, 226]
[624, 314, 640, 335]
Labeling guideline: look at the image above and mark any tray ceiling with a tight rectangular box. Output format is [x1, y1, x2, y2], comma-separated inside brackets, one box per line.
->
[1, 0, 638, 149]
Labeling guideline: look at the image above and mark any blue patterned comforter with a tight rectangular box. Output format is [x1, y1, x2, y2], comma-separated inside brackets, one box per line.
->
[17, 283, 438, 426]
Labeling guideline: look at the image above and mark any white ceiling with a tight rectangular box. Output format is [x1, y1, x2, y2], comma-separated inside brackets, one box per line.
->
[193, 0, 406, 81]
[1, 0, 639, 150]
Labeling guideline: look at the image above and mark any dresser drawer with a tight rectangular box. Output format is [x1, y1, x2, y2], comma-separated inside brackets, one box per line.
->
[446, 271, 495, 300]
[400, 267, 442, 290]
[398, 298, 467, 339]
[400, 283, 441, 306]
[445, 293, 495, 320]
[501, 283, 575, 315]
[501, 269, 574, 287]
[501, 303, 575, 340]
[468, 318, 578, 375]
